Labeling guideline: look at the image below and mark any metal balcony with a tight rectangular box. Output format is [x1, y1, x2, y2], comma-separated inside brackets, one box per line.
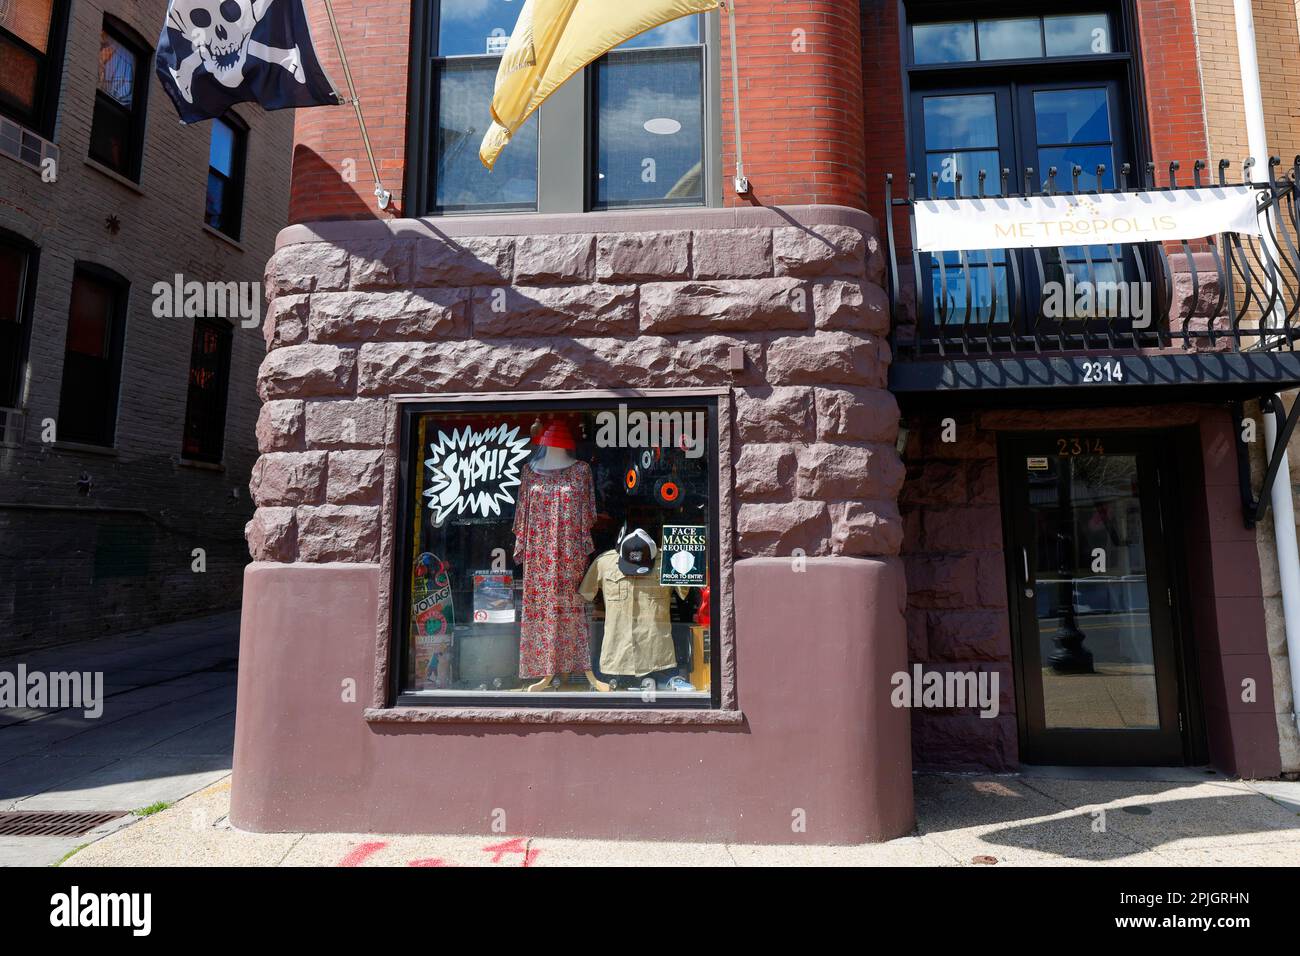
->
[884, 159, 1300, 406]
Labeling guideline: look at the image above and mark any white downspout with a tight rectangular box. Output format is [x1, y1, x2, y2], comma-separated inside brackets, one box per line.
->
[1237, 0, 1300, 732]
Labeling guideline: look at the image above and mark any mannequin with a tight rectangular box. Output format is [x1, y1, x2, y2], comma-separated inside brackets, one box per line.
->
[509, 421, 611, 691]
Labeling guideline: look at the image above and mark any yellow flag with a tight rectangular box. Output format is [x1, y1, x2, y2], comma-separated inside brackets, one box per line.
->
[480, 0, 720, 169]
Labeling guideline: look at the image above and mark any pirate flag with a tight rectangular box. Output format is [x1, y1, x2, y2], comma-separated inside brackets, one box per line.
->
[156, 0, 341, 124]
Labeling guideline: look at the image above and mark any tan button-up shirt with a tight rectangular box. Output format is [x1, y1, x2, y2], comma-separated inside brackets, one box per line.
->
[579, 550, 686, 677]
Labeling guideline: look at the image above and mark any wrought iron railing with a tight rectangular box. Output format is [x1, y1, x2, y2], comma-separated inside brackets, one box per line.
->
[885, 158, 1300, 357]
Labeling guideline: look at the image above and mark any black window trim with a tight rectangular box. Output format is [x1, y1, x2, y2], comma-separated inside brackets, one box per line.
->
[58, 261, 129, 448]
[206, 112, 248, 240]
[89, 15, 151, 182]
[180, 315, 234, 464]
[0, 227, 40, 412]
[0, 0, 70, 139]
[389, 392, 722, 710]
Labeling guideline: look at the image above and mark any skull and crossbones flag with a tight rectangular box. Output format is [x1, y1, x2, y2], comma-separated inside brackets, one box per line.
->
[156, 0, 341, 124]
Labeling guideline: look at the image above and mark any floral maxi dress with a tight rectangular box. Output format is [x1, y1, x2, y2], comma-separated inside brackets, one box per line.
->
[511, 461, 596, 678]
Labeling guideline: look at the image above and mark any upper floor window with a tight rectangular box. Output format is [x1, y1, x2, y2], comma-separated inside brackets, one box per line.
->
[181, 318, 232, 463]
[415, 0, 715, 215]
[58, 265, 127, 447]
[0, 0, 67, 136]
[912, 13, 1114, 65]
[89, 20, 148, 180]
[0, 232, 37, 411]
[206, 115, 247, 239]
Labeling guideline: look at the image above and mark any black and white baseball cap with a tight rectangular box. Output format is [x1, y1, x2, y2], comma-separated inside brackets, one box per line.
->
[617, 528, 657, 576]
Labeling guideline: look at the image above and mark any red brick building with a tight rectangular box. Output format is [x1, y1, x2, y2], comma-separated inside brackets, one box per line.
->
[232, 0, 1299, 843]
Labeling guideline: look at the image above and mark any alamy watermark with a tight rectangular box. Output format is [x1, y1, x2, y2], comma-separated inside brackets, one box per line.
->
[891, 665, 999, 718]
[0, 666, 103, 718]
[1041, 274, 1151, 328]
[152, 274, 261, 329]
[594, 404, 705, 458]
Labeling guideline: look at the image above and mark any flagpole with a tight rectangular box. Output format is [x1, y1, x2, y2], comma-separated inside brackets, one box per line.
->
[724, 1, 749, 195]
[320, 0, 392, 210]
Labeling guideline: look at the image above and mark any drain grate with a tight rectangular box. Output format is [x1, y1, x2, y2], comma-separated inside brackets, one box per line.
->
[0, 810, 126, 837]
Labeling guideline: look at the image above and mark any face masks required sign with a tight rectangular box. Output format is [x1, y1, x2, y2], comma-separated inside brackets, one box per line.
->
[660, 525, 706, 587]
[914, 185, 1262, 252]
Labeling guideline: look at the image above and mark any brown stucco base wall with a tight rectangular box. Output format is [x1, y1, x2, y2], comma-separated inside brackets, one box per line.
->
[901, 404, 1282, 777]
[230, 556, 914, 844]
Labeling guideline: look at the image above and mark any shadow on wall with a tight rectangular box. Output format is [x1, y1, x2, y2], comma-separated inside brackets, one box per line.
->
[290, 146, 389, 224]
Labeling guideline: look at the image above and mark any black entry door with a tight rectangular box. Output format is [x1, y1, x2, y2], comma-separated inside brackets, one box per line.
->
[1001, 433, 1187, 765]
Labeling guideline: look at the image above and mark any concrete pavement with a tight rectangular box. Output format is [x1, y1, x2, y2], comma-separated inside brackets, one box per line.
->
[57, 769, 1300, 867]
[0, 612, 239, 866]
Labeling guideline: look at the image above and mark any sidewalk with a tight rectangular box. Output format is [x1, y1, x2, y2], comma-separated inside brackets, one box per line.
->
[58, 768, 1300, 867]
[0, 612, 239, 867]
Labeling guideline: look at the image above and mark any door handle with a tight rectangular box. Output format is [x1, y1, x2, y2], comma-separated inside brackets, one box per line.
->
[1022, 546, 1034, 598]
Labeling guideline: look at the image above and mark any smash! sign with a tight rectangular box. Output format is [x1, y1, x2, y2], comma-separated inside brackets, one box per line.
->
[423, 424, 532, 524]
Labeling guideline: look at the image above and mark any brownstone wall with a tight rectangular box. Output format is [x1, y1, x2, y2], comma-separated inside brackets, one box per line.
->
[249, 209, 904, 570]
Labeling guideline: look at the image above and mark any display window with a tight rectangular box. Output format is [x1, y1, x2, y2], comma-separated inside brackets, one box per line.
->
[393, 396, 720, 707]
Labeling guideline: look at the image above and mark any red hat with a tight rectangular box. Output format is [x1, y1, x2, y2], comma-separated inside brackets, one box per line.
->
[538, 421, 576, 450]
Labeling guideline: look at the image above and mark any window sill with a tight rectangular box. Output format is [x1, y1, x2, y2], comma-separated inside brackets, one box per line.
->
[177, 457, 225, 472]
[363, 706, 744, 726]
[51, 440, 118, 457]
[201, 223, 245, 252]
[84, 157, 143, 195]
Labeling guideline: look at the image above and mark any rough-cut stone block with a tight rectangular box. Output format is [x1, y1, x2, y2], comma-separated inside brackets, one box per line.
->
[735, 386, 814, 443]
[309, 289, 467, 342]
[813, 279, 891, 334]
[905, 553, 980, 608]
[264, 243, 349, 297]
[473, 284, 637, 336]
[865, 232, 886, 286]
[296, 504, 381, 563]
[249, 451, 328, 507]
[597, 231, 690, 281]
[327, 450, 384, 505]
[901, 461, 966, 506]
[773, 224, 866, 278]
[796, 442, 905, 500]
[304, 398, 389, 449]
[735, 443, 796, 499]
[414, 236, 513, 286]
[927, 610, 1010, 662]
[736, 500, 830, 557]
[258, 345, 356, 400]
[256, 400, 305, 452]
[245, 507, 296, 562]
[967, 460, 1000, 505]
[691, 228, 772, 279]
[263, 294, 309, 349]
[829, 500, 903, 556]
[767, 331, 888, 387]
[347, 239, 414, 290]
[639, 278, 810, 333]
[514, 233, 596, 283]
[815, 387, 899, 442]
[911, 712, 1018, 772]
[357, 336, 761, 395]
[976, 551, 1009, 608]
[922, 506, 1003, 553]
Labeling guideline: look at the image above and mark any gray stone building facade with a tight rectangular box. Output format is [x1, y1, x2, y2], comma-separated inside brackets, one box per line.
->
[0, 0, 294, 650]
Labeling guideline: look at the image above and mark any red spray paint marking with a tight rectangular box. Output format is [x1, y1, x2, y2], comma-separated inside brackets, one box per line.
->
[338, 841, 387, 867]
[482, 837, 540, 867]
[408, 858, 449, 867]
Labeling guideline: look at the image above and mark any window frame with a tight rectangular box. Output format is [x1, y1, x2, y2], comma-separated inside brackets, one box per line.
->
[180, 316, 233, 464]
[88, 16, 150, 181]
[0, 0, 69, 138]
[404, 1, 723, 216]
[389, 392, 723, 710]
[0, 228, 39, 413]
[57, 263, 129, 448]
[205, 113, 248, 240]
